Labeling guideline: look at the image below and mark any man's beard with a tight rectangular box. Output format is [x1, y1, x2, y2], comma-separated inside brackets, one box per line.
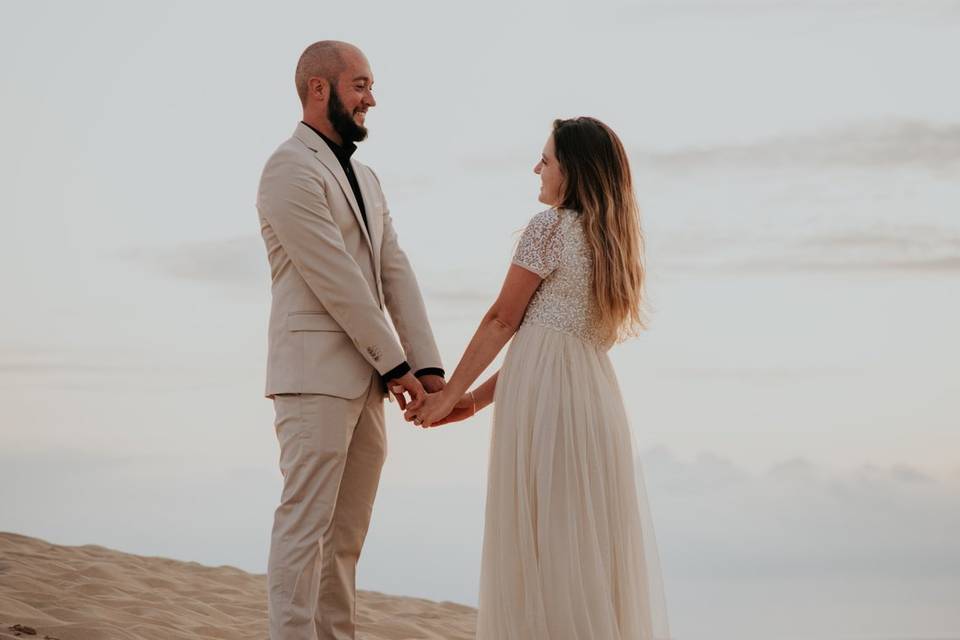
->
[328, 85, 368, 143]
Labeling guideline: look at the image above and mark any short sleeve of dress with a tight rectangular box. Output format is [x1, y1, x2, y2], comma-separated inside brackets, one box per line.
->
[512, 209, 564, 278]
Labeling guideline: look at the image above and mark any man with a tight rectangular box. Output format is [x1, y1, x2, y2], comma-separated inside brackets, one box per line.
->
[257, 40, 445, 640]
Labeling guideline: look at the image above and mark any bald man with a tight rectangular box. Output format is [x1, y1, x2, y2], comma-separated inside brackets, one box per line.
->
[257, 41, 445, 640]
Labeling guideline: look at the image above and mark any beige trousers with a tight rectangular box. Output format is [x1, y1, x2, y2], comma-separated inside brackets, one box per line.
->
[267, 374, 386, 640]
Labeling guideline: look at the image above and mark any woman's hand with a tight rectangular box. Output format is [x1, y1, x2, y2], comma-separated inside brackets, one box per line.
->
[404, 390, 472, 428]
[430, 392, 478, 427]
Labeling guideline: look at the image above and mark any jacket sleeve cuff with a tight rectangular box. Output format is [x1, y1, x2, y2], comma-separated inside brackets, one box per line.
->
[380, 361, 411, 383]
[415, 367, 445, 379]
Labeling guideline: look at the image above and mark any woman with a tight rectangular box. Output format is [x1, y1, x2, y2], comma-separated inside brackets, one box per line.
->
[403, 117, 671, 640]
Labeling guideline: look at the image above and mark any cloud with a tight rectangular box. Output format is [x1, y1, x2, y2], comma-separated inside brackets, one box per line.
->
[615, 0, 960, 22]
[655, 225, 960, 274]
[0, 360, 142, 375]
[659, 365, 860, 381]
[0, 347, 222, 391]
[0, 347, 140, 379]
[642, 120, 960, 173]
[677, 254, 960, 274]
[638, 446, 960, 579]
[120, 236, 267, 286]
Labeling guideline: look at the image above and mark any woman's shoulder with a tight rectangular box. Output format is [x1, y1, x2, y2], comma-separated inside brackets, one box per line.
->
[520, 208, 566, 246]
[526, 207, 559, 226]
[525, 207, 579, 232]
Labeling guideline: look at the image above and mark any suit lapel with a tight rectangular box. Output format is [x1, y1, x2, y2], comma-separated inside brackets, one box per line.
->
[354, 161, 384, 304]
[311, 146, 374, 255]
[292, 123, 383, 305]
[293, 123, 374, 256]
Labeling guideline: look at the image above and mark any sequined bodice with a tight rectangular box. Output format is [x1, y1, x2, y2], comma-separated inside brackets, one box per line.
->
[512, 208, 608, 348]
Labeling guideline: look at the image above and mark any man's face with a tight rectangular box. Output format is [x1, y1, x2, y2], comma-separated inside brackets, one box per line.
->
[328, 51, 376, 143]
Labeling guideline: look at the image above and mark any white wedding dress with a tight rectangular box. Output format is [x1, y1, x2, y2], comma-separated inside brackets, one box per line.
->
[476, 208, 671, 640]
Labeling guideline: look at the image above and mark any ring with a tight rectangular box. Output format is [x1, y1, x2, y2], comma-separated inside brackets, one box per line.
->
[414, 417, 423, 425]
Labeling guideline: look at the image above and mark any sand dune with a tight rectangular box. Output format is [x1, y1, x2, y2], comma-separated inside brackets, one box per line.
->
[0, 532, 476, 640]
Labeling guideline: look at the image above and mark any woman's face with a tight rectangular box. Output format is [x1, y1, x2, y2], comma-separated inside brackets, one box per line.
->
[534, 134, 564, 206]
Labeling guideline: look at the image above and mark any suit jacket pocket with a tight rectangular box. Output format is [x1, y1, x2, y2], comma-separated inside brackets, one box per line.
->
[288, 312, 372, 398]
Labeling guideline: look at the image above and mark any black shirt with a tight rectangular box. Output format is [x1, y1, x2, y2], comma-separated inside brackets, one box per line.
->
[302, 121, 367, 229]
[302, 121, 444, 383]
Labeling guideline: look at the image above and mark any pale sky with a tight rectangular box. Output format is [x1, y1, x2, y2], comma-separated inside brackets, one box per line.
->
[2, 2, 959, 639]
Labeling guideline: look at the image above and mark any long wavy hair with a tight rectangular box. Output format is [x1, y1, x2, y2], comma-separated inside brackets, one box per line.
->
[552, 116, 648, 341]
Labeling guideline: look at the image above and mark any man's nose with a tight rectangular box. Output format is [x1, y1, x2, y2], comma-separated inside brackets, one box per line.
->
[366, 90, 377, 107]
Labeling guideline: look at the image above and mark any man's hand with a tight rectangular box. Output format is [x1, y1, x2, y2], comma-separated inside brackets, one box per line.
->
[387, 371, 426, 411]
[418, 374, 446, 394]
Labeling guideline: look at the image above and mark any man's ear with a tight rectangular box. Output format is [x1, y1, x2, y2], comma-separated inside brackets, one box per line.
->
[308, 77, 327, 102]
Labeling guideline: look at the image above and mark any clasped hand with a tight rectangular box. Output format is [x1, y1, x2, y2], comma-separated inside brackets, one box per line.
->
[405, 390, 478, 427]
[388, 374, 476, 428]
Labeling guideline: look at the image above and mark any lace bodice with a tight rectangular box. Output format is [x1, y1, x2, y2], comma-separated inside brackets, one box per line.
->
[512, 208, 608, 348]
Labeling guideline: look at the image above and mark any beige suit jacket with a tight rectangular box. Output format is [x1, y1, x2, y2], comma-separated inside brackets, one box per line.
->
[257, 123, 443, 399]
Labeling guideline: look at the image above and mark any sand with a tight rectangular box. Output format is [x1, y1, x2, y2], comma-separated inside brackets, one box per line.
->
[0, 532, 476, 640]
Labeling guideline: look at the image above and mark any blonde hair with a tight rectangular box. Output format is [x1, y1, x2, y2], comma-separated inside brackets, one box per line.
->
[552, 117, 647, 342]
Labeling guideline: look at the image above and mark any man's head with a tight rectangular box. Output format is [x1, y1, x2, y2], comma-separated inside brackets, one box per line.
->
[296, 40, 376, 144]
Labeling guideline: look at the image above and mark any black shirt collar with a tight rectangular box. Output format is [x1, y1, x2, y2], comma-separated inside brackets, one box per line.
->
[301, 121, 357, 162]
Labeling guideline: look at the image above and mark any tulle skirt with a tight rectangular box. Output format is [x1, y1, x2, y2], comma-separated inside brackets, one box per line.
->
[476, 322, 672, 640]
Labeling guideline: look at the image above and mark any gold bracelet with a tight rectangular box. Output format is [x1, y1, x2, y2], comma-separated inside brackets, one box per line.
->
[469, 390, 477, 415]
